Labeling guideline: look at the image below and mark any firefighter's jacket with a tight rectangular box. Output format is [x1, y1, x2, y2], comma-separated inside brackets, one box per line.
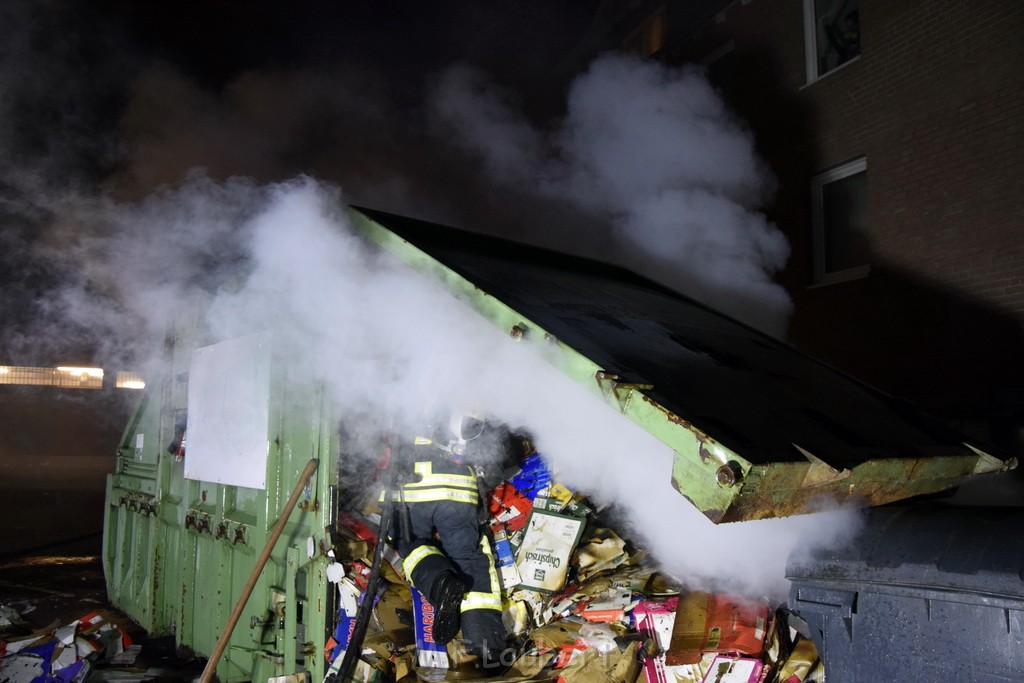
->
[398, 458, 480, 505]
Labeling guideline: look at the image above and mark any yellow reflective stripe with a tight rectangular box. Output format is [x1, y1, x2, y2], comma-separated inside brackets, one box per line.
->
[404, 544, 445, 577]
[411, 462, 476, 486]
[461, 591, 502, 611]
[461, 536, 502, 612]
[405, 474, 478, 489]
[378, 461, 477, 502]
[400, 488, 478, 504]
[482, 536, 501, 596]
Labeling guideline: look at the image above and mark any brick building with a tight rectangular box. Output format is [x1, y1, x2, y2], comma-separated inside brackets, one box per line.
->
[578, 0, 1024, 452]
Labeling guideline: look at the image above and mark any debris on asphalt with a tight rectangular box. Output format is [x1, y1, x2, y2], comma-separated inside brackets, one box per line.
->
[0, 605, 204, 683]
[0, 608, 27, 634]
[0, 609, 132, 683]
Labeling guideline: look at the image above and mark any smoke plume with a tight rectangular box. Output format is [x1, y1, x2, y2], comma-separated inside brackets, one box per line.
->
[428, 55, 793, 335]
[0, 4, 851, 598]
[106, 54, 792, 334]
[25, 175, 852, 598]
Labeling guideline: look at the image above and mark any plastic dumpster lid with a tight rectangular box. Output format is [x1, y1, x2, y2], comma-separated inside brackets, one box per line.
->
[786, 504, 1024, 600]
[349, 206, 1015, 523]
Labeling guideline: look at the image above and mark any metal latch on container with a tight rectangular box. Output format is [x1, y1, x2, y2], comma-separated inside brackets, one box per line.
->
[119, 495, 157, 517]
[214, 521, 248, 545]
[185, 512, 212, 535]
[791, 586, 857, 618]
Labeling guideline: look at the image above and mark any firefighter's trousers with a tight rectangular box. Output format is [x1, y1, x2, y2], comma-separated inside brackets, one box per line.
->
[400, 498, 506, 663]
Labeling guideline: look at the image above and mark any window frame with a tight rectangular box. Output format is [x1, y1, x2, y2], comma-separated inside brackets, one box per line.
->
[802, 0, 861, 84]
[811, 156, 870, 286]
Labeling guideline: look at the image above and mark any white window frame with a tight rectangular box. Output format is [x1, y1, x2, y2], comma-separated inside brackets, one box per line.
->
[803, 0, 861, 84]
[811, 157, 870, 286]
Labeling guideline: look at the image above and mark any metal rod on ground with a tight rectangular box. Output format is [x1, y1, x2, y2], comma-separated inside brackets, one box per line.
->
[198, 458, 319, 683]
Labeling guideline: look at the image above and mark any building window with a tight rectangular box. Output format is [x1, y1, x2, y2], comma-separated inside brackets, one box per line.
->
[811, 157, 869, 284]
[803, 0, 860, 82]
[624, 5, 666, 58]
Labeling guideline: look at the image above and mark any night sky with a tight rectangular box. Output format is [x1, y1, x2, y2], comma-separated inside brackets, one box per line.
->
[2, 0, 600, 182]
[0, 1, 603, 364]
[1, 0, 792, 365]
[0, 0, 608, 555]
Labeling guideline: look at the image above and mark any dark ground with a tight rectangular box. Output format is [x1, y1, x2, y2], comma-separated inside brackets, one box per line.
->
[0, 536, 107, 628]
[0, 386, 203, 682]
[0, 534, 206, 683]
[0, 386, 131, 555]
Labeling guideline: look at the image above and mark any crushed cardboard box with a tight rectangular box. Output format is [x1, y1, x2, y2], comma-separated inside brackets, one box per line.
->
[0, 609, 136, 683]
[329, 450, 823, 682]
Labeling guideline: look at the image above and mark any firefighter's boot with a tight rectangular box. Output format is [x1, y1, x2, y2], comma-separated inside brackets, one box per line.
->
[462, 609, 511, 676]
[428, 571, 470, 645]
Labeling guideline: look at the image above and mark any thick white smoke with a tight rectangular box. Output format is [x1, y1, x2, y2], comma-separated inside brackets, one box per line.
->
[2, 18, 849, 598]
[43, 175, 855, 599]
[108, 55, 793, 335]
[429, 55, 792, 336]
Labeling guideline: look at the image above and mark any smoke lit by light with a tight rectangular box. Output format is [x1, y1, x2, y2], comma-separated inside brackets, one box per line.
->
[0, 6, 851, 597]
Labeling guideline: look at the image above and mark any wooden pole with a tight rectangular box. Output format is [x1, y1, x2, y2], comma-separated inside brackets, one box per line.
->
[198, 457, 320, 683]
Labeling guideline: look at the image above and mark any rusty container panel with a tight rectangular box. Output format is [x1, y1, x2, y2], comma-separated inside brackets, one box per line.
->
[350, 207, 1014, 522]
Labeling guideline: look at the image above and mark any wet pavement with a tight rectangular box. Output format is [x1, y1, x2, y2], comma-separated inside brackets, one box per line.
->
[0, 536, 206, 683]
[0, 536, 107, 628]
[0, 388, 202, 683]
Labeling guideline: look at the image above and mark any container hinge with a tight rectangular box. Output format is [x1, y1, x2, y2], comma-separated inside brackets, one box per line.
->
[595, 371, 653, 412]
[965, 443, 1017, 475]
[793, 443, 851, 488]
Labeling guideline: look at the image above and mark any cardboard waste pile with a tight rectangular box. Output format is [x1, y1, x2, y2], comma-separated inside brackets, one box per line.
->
[0, 609, 137, 683]
[326, 453, 826, 683]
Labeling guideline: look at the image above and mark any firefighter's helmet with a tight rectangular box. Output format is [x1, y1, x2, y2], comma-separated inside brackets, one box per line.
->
[450, 410, 485, 442]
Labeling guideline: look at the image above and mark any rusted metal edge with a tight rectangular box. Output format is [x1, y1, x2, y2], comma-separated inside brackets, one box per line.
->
[348, 208, 1012, 523]
[702, 454, 982, 523]
[349, 209, 749, 520]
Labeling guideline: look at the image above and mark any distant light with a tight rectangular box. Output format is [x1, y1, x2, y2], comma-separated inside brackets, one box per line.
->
[115, 371, 145, 390]
[0, 365, 103, 388]
[57, 366, 105, 378]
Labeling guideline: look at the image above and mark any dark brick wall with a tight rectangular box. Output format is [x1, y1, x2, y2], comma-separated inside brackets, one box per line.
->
[672, 0, 1024, 448]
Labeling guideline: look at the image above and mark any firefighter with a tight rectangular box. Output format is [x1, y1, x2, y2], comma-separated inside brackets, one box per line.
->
[391, 410, 512, 674]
